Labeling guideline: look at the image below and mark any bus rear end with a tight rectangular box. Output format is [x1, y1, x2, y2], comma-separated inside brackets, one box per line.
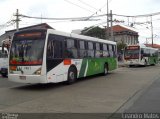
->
[124, 45, 141, 66]
[8, 29, 47, 84]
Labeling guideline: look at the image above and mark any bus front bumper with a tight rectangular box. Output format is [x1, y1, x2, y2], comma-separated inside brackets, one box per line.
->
[8, 74, 47, 84]
[125, 59, 144, 66]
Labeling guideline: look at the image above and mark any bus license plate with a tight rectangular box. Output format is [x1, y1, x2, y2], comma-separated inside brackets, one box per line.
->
[19, 76, 26, 80]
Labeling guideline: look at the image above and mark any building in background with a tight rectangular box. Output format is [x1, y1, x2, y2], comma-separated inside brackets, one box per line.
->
[108, 25, 139, 45]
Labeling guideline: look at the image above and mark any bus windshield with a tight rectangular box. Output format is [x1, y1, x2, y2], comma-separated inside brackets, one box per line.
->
[10, 38, 45, 65]
[124, 47, 140, 59]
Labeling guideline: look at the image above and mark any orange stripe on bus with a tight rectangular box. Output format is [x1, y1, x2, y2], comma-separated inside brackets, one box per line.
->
[63, 59, 71, 65]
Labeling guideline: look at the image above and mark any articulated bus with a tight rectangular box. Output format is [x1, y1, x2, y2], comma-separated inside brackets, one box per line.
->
[8, 29, 117, 84]
[124, 45, 158, 67]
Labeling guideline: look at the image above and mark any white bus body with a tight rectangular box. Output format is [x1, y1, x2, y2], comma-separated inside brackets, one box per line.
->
[124, 45, 158, 66]
[8, 29, 117, 84]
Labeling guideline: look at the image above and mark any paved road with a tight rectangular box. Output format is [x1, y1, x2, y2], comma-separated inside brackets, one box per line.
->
[125, 77, 160, 113]
[0, 65, 160, 118]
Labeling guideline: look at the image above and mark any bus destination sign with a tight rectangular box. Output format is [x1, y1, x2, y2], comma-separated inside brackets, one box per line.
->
[16, 32, 42, 38]
[127, 46, 139, 50]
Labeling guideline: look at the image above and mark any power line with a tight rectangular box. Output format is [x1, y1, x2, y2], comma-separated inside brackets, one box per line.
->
[77, 0, 98, 11]
[0, 18, 15, 29]
[19, 11, 160, 22]
[20, 14, 102, 21]
[63, 0, 94, 13]
[0, 20, 15, 30]
[113, 12, 160, 18]
[84, 3, 107, 21]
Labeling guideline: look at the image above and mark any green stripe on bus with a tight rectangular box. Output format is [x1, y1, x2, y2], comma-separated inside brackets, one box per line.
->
[78, 59, 87, 78]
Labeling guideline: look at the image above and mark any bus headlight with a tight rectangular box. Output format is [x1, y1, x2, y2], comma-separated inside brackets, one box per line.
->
[33, 67, 41, 75]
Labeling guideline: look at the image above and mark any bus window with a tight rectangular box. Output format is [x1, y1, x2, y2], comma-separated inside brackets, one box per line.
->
[108, 44, 113, 57]
[87, 42, 94, 57]
[112, 45, 117, 57]
[95, 43, 102, 58]
[65, 39, 77, 58]
[47, 35, 62, 59]
[103, 44, 109, 57]
[79, 40, 87, 58]
[10, 38, 45, 65]
[143, 49, 150, 57]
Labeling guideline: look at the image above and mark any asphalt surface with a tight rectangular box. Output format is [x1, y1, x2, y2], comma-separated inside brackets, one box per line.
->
[0, 65, 160, 119]
[126, 77, 160, 113]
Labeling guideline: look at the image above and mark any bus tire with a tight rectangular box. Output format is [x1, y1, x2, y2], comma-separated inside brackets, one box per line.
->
[66, 66, 77, 85]
[103, 63, 109, 75]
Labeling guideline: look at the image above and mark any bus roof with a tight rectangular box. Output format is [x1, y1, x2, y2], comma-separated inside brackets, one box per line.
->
[47, 29, 116, 45]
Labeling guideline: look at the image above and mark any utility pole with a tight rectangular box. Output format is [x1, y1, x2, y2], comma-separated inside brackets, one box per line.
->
[146, 38, 148, 44]
[150, 16, 154, 47]
[106, 0, 109, 40]
[110, 10, 114, 41]
[127, 17, 129, 26]
[14, 9, 20, 31]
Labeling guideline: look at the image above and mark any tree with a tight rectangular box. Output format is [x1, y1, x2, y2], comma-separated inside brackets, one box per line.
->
[117, 41, 127, 53]
[81, 26, 105, 39]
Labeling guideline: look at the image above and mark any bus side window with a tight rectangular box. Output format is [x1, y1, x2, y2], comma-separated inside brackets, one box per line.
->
[103, 44, 108, 57]
[65, 39, 78, 58]
[141, 49, 144, 54]
[95, 42, 102, 58]
[108, 44, 113, 57]
[47, 35, 63, 59]
[143, 49, 150, 57]
[87, 42, 94, 58]
[54, 40, 63, 58]
[79, 40, 87, 58]
[112, 45, 116, 57]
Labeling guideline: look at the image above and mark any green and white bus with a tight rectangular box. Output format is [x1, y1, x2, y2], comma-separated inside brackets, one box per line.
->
[8, 29, 117, 84]
[124, 45, 158, 67]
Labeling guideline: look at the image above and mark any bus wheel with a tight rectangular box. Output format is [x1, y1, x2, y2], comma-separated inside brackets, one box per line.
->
[103, 64, 108, 75]
[66, 67, 77, 84]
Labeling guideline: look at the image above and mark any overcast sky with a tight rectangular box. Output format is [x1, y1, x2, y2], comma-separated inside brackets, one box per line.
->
[0, 0, 160, 44]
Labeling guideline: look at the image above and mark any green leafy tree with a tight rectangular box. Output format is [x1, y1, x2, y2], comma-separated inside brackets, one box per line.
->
[81, 26, 105, 39]
[117, 41, 127, 53]
[117, 41, 127, 61]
